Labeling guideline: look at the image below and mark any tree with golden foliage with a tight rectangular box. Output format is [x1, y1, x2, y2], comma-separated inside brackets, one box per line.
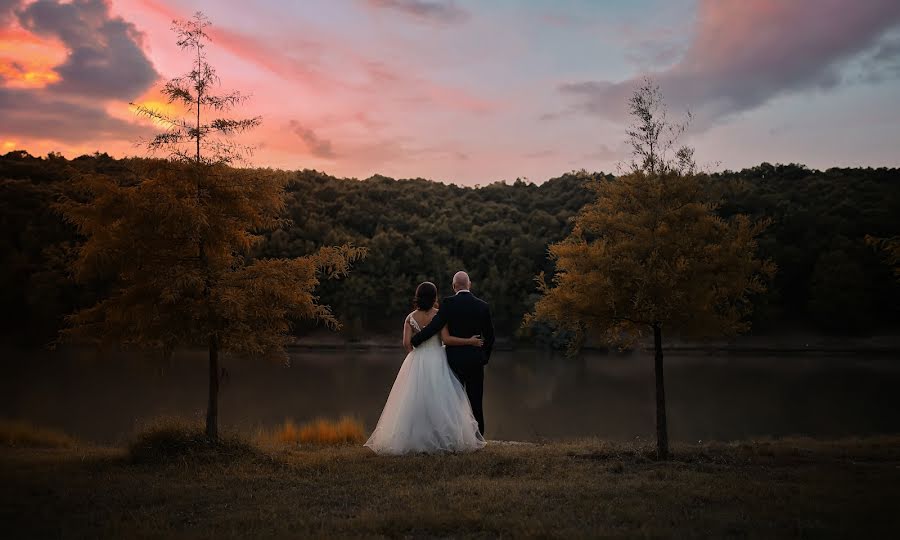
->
[57, 13, 365, 440]
[527, 80, 775, 459]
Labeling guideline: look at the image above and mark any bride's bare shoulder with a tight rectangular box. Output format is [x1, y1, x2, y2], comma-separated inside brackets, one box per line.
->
[406, 310, 422, 327]
[409, 308, 437, 328]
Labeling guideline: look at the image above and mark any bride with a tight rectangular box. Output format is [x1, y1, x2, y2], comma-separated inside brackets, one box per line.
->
[364, 281, 487, 455]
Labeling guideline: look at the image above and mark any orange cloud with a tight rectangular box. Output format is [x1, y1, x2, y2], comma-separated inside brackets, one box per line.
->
[0, 26, 65, 88]
[126, 99, 176, 127]
[0, 62, 59, 86]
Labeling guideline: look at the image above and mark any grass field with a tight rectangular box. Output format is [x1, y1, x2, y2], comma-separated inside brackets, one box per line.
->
[2, 427, 899, 539]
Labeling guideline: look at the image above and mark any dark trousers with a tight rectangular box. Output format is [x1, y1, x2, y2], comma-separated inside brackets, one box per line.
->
[448, 357, 485, 436]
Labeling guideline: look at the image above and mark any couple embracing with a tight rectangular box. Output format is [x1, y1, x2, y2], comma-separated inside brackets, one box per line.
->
[364, 271, 494, 456]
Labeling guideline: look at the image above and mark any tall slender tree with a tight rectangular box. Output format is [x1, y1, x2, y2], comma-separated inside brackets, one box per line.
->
[527, 79, 775, 459]
[130, 12, 259, 166]
[59, 13, 365, 439]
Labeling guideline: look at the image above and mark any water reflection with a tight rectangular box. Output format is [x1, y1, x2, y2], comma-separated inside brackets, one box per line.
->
[2, 347, 898, 443]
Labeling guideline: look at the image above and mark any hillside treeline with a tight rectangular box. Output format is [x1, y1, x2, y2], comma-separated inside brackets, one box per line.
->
[1, 151, 897, 345]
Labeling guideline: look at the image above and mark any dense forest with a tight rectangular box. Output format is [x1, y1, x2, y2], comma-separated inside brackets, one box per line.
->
[1, 150, 898, 346]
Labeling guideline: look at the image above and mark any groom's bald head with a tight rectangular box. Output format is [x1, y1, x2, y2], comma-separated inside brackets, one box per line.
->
[452, 271, 471, 292]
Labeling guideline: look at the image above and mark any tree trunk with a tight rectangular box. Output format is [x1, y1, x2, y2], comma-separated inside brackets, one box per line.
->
[653, 323, 669, 460]
[205, 334, 219, 440]
[196, 44, 202, 165]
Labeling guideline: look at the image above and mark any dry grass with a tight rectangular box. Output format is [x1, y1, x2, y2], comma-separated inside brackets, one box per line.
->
[0, 419, 78, 449]
[256, 416, 366, 447]
[1, 431, 899, 538]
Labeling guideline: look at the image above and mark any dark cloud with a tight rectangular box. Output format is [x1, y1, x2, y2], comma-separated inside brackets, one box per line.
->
[557, 0, 900, 128]
[862, 34, 900, 83]
[583, 144, 621, 162]
[872, 34, 900, 63]
[0, 0, 21, 24]
[16, 0, 159, 100]
[537, 109, 566, 122]
[365, 0, 469, 25]
[0, 88, 151, 141]
[0, 0, 23, 27]
[288, 120, 337, 159]
[524, 149, 556, 159]
[624, 39, 685, 70]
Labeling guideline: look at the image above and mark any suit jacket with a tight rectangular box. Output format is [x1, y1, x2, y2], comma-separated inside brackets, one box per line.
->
[410, 291, 495, 365]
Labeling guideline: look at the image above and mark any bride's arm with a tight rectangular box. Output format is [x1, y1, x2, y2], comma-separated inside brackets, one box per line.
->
[440, 326, 484, 347]
[402, 318, 413, 353]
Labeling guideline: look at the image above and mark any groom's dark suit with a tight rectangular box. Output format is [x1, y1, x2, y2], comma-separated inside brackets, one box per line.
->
[411, 291, 494, 436]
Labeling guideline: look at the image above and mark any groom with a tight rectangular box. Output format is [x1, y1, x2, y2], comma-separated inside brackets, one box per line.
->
[411, 271, 494, 436]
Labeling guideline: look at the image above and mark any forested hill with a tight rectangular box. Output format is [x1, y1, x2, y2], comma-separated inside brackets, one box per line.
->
[258, 169, 599, 336]
[710, 163, 899, 334]
[1, 151, 898, 345]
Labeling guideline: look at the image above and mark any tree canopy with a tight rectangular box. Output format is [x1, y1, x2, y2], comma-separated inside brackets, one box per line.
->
[56, 161, 364, 360]
[527, 169, 775, 346]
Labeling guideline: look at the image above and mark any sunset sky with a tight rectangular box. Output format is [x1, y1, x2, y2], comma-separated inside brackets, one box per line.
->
[2, 0, 899, 185]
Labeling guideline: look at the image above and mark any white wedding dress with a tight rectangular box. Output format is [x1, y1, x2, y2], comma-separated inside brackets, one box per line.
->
[364, 312, 486, 455]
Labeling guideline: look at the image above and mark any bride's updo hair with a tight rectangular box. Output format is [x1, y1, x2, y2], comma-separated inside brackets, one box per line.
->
[414, 281, 438, 311]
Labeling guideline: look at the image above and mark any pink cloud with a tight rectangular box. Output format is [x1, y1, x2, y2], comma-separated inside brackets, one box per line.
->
[124, 0, 499, 175]
[210, 26, 347, 95]
[134, 0, 495, 113]
[210, 25, 496, 114]
[559, 0, 900, 125]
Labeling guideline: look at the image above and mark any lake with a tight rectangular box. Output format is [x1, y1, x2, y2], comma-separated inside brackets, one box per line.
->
[2, 347, 898, 444]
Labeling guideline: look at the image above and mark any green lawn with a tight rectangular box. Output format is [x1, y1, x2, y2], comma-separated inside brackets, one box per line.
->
[2, 437, 899, 538]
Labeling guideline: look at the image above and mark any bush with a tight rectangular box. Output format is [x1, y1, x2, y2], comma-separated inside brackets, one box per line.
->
[0, 419, 78, 448]
[128, 417, 256, 464]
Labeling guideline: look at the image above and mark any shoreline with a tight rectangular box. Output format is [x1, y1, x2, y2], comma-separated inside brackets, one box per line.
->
[3, 336, 898, 356]
[287, 344, 900, 355]
[285, 337, 900, 355]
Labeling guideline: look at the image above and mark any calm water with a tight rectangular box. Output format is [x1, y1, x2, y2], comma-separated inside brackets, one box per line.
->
[2, 347, 898, 444]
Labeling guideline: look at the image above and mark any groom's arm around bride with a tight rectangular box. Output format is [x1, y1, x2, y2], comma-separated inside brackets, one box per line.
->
[411, 272, 495, 365]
